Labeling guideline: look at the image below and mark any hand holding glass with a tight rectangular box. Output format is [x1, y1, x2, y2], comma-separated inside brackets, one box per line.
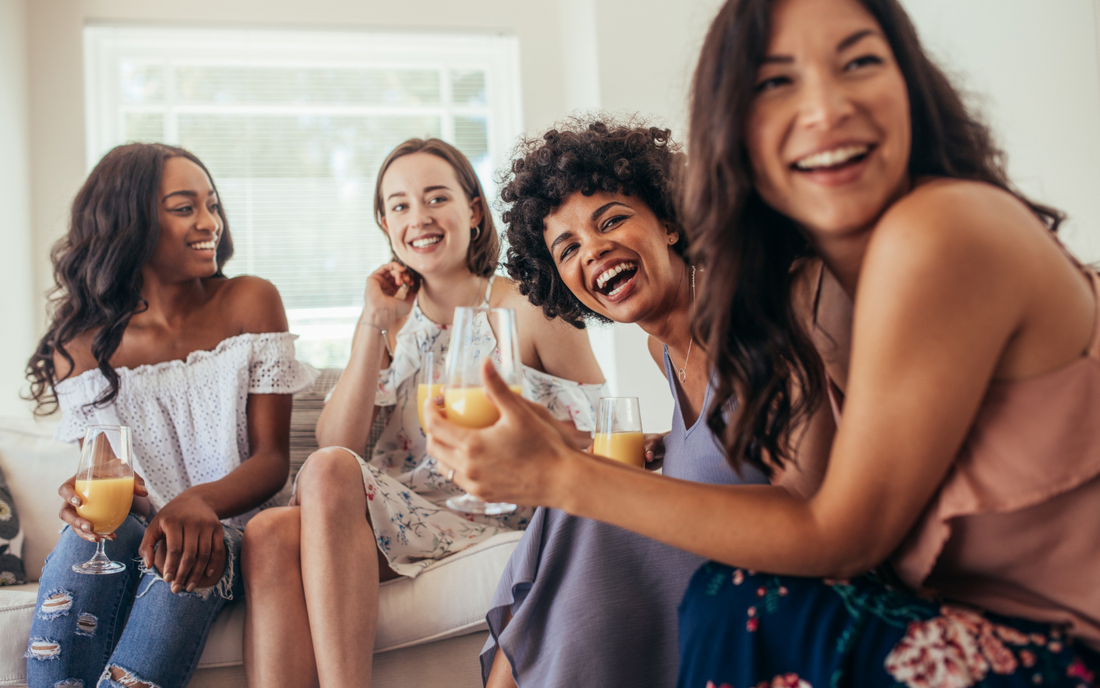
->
[72, 425, 134, 574]
[594, 397, 645, 467]
[442, 307, 523, 515]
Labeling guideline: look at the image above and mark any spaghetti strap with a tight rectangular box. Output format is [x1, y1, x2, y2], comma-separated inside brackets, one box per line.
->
[482, 274, 496, 307]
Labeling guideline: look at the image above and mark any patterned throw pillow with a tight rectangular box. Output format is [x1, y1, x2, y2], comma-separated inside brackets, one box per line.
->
[0, 464, 27, 585]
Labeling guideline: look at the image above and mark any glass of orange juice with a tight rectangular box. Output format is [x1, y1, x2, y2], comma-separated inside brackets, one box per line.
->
[594, 397, 645, 467]
[72, 425, 134, 574]
[442, 307, 523, 515]
[417, 351, 445, 434]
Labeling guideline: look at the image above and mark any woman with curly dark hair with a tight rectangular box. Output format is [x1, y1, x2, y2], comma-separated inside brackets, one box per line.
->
[24, 143, 314, 688]
[479, 119, 767, 688]
[427, 0, 1100, 685]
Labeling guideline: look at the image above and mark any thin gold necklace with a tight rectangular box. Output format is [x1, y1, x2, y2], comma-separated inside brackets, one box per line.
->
[675, 265, 695, 384]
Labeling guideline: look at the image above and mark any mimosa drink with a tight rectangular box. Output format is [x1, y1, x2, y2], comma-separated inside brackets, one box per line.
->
[417, 383, 445, 432]
[443, 386, 523, 428]
[75, 476, 134, 534]
[593, 432, 645, 467]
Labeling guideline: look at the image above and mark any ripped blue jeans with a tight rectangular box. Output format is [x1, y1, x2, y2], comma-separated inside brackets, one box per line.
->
[26, 514, 243, 688]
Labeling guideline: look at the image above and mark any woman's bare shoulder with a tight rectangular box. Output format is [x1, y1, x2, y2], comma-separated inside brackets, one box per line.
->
[212, 275, 289, 335]
[52, 331, 99, 381]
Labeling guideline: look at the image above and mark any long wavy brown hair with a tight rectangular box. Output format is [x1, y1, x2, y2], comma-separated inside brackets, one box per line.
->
[684, 0, 1062, 477]
[27, 143, 233, 416]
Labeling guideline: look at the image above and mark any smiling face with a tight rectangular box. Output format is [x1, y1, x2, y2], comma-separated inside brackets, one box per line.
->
[147, 156, 223, 280]
[379, 152, 483, 278]
[746, 0, 911, 240]
[543, 190, 683, 324]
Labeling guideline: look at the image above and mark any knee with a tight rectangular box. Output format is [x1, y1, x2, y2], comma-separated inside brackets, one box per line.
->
[241, 508, 300, 584]
[295, 447, 363, 509]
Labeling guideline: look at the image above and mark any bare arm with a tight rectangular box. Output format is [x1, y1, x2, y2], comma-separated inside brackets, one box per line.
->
[427, 183, 1087, 577]
[316, 263, 416, 449]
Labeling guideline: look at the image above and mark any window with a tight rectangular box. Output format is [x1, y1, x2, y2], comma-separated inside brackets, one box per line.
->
[84, 25, 523, 366]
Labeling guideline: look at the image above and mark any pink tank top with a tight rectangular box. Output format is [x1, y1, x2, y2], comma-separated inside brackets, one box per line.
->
[814, 262, 1100, 650]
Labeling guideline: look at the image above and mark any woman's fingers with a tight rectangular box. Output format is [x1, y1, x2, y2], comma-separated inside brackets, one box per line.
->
[133, 471, 148, 497]
[58, 478, 99, 541]
[172, 526, 201, 593]
[138, 518, 164, 569]
[480, 359, 525, 415]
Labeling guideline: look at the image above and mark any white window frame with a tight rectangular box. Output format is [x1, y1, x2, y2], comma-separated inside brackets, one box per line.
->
[83, 25, 523, 364]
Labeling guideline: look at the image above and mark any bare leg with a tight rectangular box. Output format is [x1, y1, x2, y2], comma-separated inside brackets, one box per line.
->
[243, 506, 319, 687]
[297, 447, 387, 687]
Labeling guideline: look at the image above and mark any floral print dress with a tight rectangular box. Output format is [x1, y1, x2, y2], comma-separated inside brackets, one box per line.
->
[678, 562, 1099, 688]
[295, 276, 607, 578]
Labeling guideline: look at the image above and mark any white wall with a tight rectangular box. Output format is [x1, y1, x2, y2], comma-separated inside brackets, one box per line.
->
[0, 0, 35, 418]
[901, 0, 1100, 264]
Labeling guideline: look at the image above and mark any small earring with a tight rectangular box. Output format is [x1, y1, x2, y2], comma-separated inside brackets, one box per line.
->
[669, 236, 676, 244]
[472, 226, 482, 241]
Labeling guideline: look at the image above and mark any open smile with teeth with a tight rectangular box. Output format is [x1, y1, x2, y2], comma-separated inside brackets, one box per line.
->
[189, 239, 217, 251]
[594, 261, 638, 297]
[793, 144, 871, 171]
[411, 236, 443, 248]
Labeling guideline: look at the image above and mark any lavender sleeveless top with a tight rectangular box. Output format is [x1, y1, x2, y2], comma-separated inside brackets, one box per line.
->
[478, 349, 767, 685]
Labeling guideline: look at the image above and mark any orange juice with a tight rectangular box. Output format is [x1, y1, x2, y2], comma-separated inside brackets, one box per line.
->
[75, 476, 134, 534]
[443, 386, 523, 429]
[593, 432, 645, 467]
[417, 383, 445, 432]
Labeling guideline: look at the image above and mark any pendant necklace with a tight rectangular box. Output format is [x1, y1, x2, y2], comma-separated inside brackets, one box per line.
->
[676, 265, 695, 384]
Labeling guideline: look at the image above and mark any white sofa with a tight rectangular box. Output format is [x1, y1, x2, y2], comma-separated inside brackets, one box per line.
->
[0, 374, 517, 688]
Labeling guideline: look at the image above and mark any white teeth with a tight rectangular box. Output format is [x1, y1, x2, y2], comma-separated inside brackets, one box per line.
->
[412, 236, 442, 248]
[794, 144, 870, 171]
[595, 262, 637, 291]
[189, 241, 216, 251]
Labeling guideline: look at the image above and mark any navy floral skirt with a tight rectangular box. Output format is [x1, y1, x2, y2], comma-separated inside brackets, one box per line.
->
[678, 563, 1099, 688]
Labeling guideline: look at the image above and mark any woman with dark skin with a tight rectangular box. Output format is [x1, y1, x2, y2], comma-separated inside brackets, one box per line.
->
[426, 0, 1100, 685]
[480, 120, 767, 688]
[25, 143, 312, 688]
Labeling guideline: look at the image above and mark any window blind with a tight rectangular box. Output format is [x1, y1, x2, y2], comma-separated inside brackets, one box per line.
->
[84, 26, 523, 367]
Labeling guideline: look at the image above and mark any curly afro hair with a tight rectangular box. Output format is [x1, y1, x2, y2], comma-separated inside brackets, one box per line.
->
[501, 116, 687, 328]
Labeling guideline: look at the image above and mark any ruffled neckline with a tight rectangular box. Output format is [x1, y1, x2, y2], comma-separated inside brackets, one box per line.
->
[55, 331, 297, 390]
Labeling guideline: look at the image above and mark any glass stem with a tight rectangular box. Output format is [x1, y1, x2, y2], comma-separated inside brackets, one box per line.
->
[93, 538, 109, 562]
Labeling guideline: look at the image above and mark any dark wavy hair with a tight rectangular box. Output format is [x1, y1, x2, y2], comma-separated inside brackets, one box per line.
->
[685, 0, 1063, 477]
[501, 117, 687, 328]
[373, 138, 500, 283]
[27, 143, 233, 416]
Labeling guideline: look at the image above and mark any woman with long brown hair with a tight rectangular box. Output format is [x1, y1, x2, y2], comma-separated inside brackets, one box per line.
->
[425, 0, 1100, 685]
[25, 143, 312, 688]
[241, 138, 606, 687]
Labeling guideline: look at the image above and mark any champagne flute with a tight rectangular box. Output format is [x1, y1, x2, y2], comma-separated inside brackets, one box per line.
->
[417, 351, 445, 434]
[72, 425, 134, 574]
[442, 307, 524, 515]
[593, 397, 645, 467]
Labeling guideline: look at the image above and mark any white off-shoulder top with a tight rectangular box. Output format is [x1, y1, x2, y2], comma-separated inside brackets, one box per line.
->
[54, 332, 316, 529]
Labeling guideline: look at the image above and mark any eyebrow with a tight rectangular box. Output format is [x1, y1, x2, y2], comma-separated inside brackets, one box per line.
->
[162, 190, 216, 203]
[386, 185, 453, 202]
[760, 28, 880, 65]
[547, 201, 632, 255]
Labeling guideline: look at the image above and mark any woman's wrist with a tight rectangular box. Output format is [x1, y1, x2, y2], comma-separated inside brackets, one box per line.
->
[547, 445, 593, 514]
[360, 306, 396, 331]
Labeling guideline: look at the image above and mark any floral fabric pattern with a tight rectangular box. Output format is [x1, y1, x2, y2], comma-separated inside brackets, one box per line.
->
[302, 277, 607, 577]
[678, 563, 1098, 688]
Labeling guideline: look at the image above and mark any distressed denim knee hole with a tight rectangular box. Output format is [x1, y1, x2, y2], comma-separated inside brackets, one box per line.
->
[75, 612, 98, 637]
[98, 665, 160, 688]
[38, 589, 74, 620]
[26, 637, 62, 660]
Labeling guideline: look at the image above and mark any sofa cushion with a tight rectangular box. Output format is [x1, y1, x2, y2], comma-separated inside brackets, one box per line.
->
[0, 419, 73, 582]
[0, 465, 27, 586]
[196, 529, 522, 667]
